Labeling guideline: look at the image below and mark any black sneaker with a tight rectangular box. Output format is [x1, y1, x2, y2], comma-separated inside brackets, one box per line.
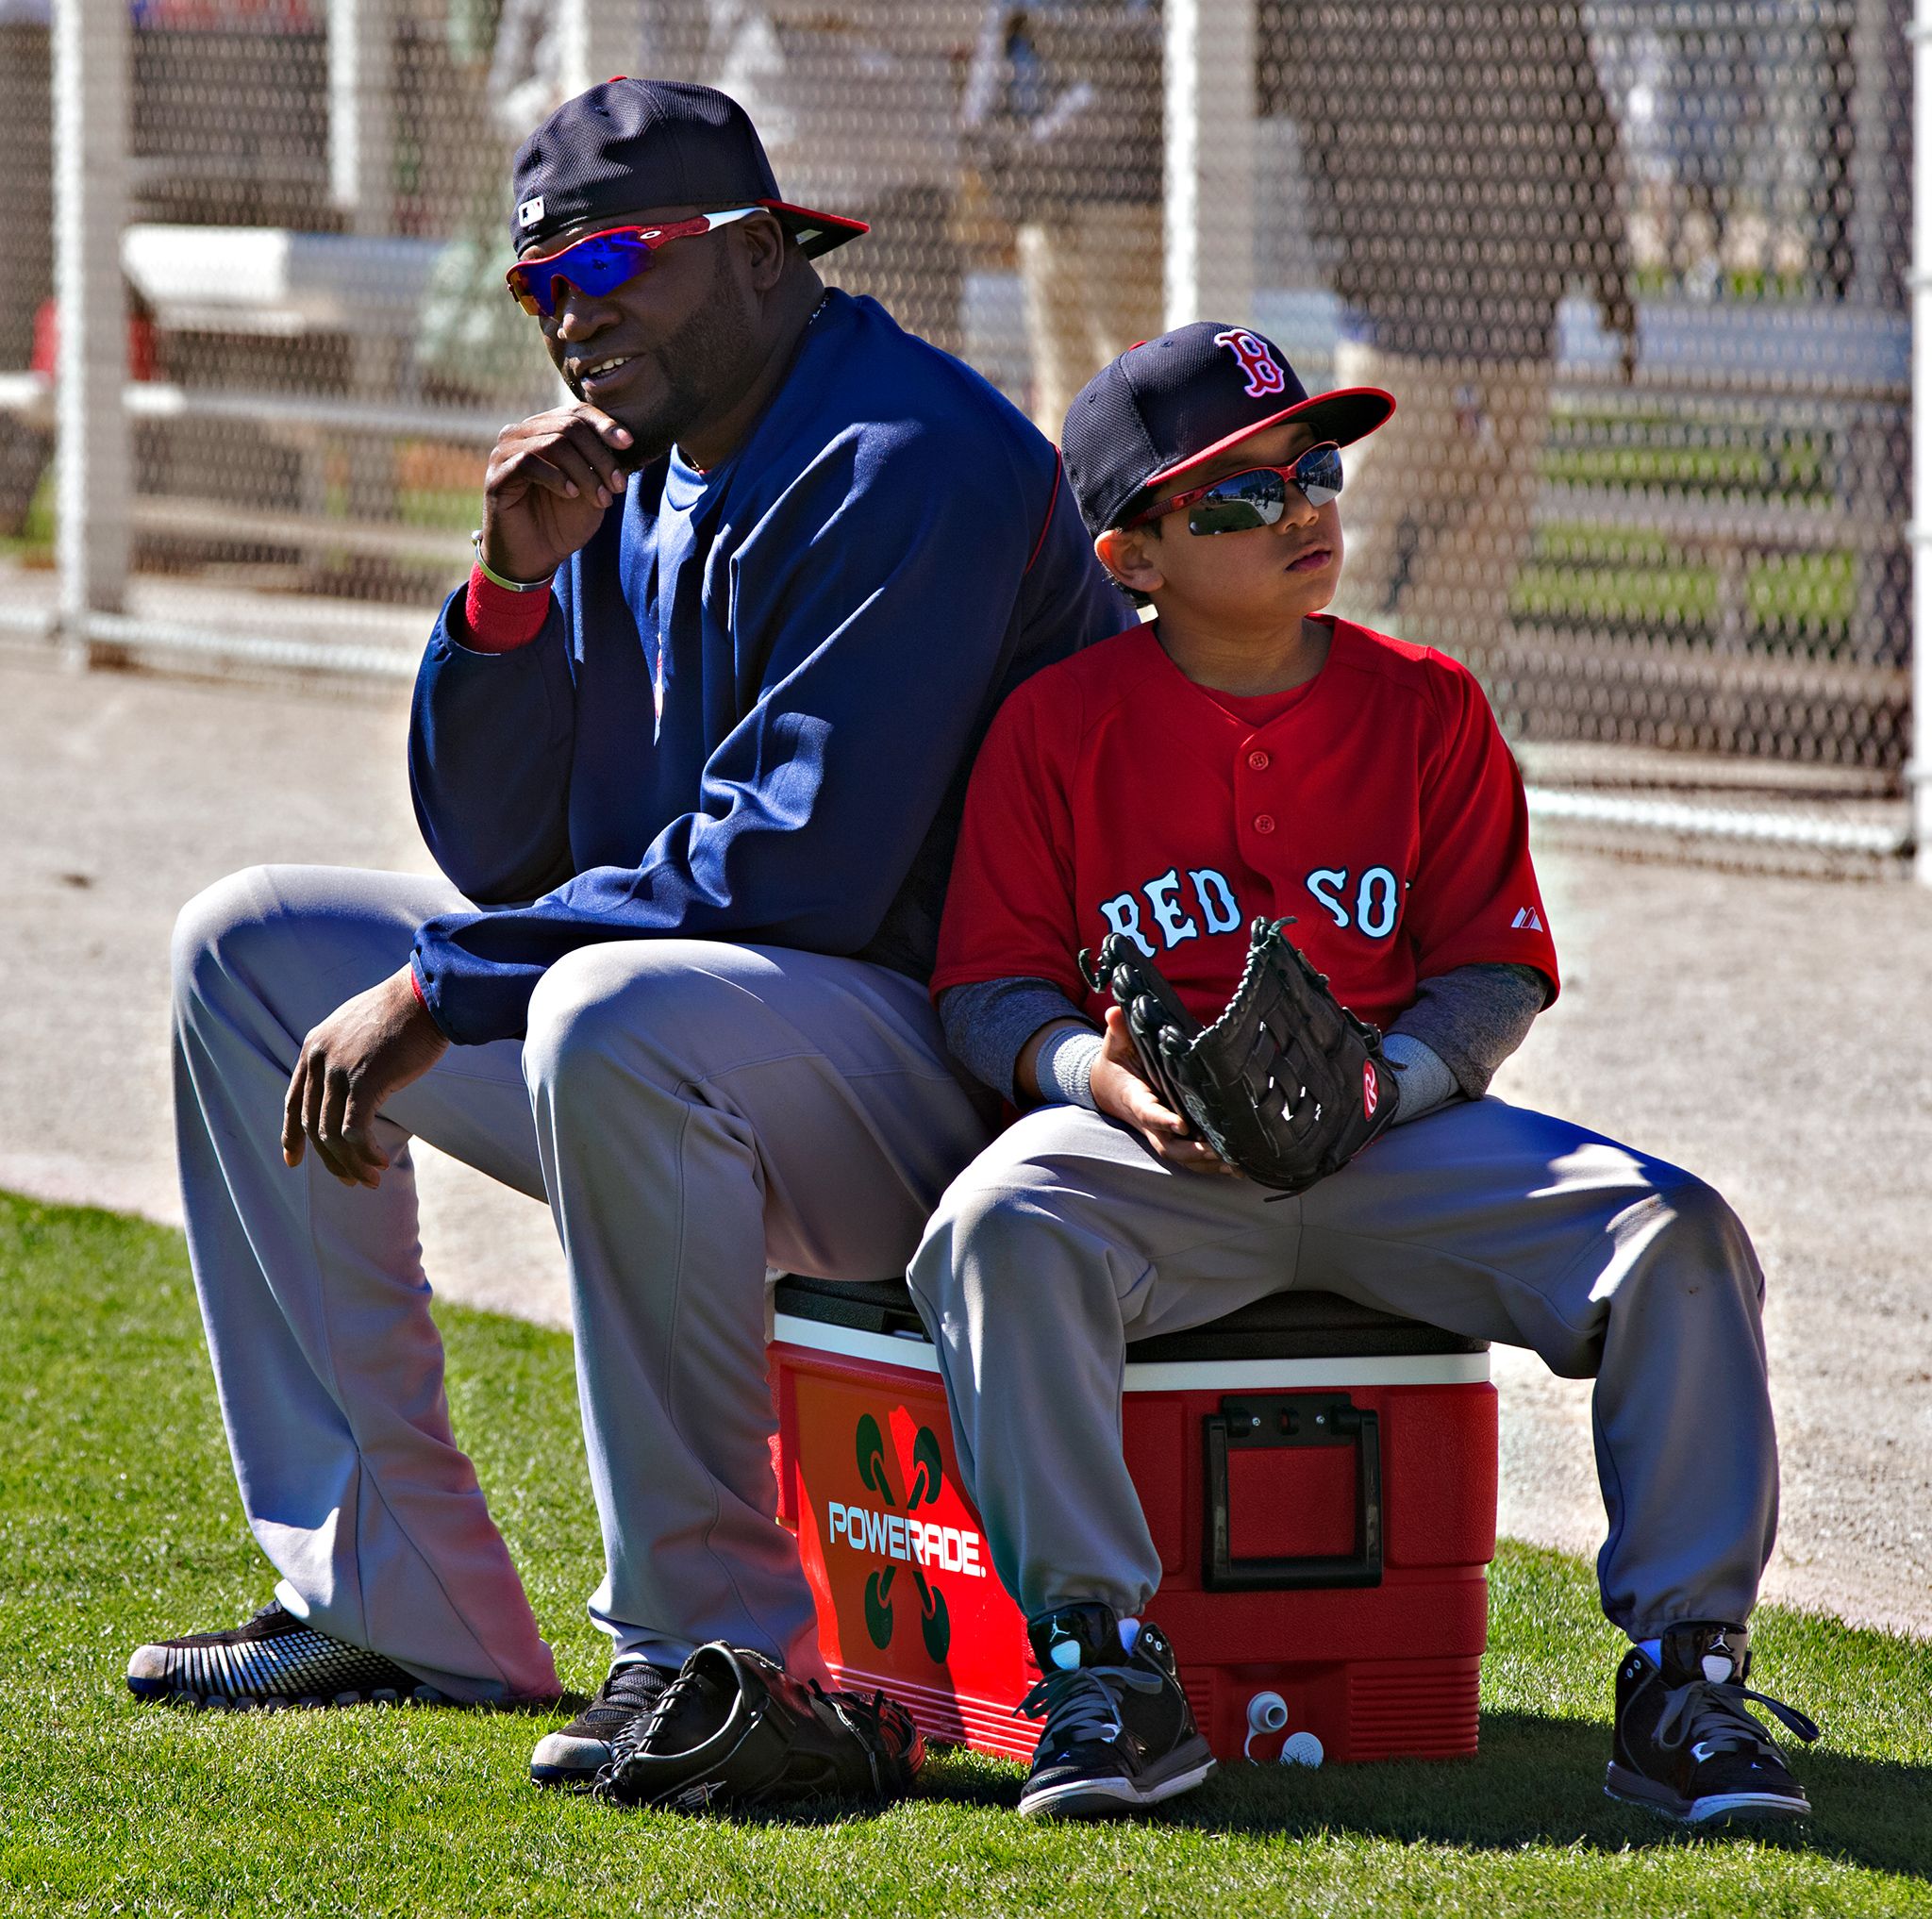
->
[126, 1600, 437, 1710]
[529, 1660, 677, 1788]
[1606, 1623, 1820, 1824]
[1016, 1602, 1215, 1819]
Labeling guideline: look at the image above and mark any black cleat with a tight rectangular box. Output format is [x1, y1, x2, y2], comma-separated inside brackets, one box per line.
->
[126, 1600, 434, 1710]
[1606, 1623, 1819, 1825]
[529, 1660, 677, 1788]
[1016, 1602, 1214, 1819]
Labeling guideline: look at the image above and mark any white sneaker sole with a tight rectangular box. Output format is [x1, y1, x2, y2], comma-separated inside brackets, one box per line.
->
[1019, 1746, 1216, 1820]
[529, 1731, 616, 1790]
[1606, 1763, 1810, 1824]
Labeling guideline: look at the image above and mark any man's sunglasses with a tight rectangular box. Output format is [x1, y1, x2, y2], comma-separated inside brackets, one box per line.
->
[1125, 442, 1345, 536]
[506, 208, 761, 320]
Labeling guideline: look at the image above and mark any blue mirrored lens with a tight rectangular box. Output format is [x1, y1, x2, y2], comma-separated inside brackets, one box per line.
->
[517, 234, 651, 316]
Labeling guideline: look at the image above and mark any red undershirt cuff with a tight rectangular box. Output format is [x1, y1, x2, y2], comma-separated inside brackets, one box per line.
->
[460, 565, 551, 652]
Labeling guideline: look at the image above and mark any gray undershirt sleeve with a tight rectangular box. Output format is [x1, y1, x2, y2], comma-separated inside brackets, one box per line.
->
[1388, 962, 1551, 1103]
[938, 977, 1094, 1103]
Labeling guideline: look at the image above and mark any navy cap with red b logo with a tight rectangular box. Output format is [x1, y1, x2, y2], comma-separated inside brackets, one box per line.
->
[1061, 322, 1395, 534]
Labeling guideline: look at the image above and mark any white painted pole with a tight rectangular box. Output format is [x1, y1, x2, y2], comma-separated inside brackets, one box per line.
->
[1163, 0, 1257, 330]
[1912, 0, 1932, 880]
[329, 0, 395, 227]
[53, 0, 131, 641]
[328, 0, 399, 531]
[558, 0, 641, 98]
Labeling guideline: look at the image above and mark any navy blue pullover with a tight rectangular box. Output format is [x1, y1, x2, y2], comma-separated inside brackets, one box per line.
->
[408, 291, 1126, 1046]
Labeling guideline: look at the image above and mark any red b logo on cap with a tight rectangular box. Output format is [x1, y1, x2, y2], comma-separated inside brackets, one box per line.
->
[1215, 328, 1287, 399]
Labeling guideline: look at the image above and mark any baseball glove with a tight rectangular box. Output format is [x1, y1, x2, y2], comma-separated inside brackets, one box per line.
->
[1083, 916, 1398, 1193]
[595, 1643, 924, 1814]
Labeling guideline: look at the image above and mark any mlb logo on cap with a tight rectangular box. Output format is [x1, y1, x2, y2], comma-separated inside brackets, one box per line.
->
[1060, 321, 1396, 535]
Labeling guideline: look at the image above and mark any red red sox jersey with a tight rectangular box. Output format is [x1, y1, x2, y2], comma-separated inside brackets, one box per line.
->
[932, 615, 1559, 1032]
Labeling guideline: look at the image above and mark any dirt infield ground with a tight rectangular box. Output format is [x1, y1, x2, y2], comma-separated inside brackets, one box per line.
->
[3, 648, 1928, 1637]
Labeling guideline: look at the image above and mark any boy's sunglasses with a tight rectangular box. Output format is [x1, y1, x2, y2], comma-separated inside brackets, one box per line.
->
[1126, 442, 1345, 536]
[506, 208, 761, 320]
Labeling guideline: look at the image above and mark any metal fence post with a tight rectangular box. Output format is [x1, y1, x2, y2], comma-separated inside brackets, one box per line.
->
[1912, 0, 1932, 879]
[53, 0, 131, 659]
[1163, 0, 1256, 329]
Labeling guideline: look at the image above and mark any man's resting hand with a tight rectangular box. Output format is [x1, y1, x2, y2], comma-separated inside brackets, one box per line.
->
[282, 964, 450, 1189]
[479, 401, 636, 587]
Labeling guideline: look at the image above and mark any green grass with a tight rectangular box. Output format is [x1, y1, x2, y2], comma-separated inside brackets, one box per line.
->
[0, 468, 56, 566]
[1513, 527, 1856, 642]
[3, 1191, 1929, 1916]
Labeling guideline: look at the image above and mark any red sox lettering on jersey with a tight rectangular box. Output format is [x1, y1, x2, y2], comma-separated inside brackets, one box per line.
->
[932, 617, 1559, 1034]
[1097, 860, 1409, 958]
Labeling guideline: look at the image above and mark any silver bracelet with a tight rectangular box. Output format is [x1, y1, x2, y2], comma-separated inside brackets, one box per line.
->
[470, 529, 551, 593]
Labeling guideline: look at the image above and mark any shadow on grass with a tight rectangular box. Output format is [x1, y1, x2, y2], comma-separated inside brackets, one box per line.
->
[890, 1711, 1932, 1878]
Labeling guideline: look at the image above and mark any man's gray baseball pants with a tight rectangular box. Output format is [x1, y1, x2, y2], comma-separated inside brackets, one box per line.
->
[172, 865, 991, 1702]
[907, 1098, 1778, 1640]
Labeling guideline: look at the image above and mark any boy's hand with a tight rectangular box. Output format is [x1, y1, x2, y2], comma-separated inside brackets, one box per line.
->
[1091, 1007, 1239, 1176]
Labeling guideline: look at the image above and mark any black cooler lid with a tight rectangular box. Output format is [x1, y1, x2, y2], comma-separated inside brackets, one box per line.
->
[771, 1276, 1486, 1362]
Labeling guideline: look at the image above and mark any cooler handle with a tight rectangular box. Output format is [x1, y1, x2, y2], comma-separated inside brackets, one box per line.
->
[1202, 1393, 1384, 1592]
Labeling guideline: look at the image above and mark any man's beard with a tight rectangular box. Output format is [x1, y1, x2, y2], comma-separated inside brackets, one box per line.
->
[579, 249, 758, 465]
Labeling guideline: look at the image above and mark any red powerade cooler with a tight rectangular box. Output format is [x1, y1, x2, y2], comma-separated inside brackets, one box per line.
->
[768, 1277, 1498, 1767]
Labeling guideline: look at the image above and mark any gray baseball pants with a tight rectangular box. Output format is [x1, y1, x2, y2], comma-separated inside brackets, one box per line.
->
[172, 865, 991, 1702]
[907, 1098, 1778, 1641]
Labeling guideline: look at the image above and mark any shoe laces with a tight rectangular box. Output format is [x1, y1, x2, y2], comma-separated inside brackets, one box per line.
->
[597, 1662, 668, 1709]
[1654, 1673, 1821, 1761]
[1019, 1662, 1164, 1752]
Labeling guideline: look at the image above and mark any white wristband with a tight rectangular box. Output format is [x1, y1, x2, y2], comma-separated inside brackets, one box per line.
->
[1034, 1026, 1105, 1111]
[470, 529, 551, 593]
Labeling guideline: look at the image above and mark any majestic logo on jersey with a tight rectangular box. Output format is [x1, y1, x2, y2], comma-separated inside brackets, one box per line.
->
[1215, 328, 1288, 399]
[1510, 906, 1544, 931]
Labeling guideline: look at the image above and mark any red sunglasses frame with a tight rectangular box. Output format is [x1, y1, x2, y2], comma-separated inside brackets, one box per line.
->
[506, 208, 762, 318]
[1123, 442, 1344, 531]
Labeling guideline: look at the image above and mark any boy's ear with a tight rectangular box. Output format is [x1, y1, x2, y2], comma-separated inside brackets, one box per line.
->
[1094, 526, 1164, 596]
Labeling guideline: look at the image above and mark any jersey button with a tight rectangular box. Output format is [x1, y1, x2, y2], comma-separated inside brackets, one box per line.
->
[1253, 813, 1276, 835]
[1247, 749, 1271, 773]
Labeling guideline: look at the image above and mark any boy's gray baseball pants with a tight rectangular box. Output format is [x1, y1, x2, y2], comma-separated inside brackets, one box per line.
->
[172, 865, 991, 1702]
[907, 1099, 1778, 1641]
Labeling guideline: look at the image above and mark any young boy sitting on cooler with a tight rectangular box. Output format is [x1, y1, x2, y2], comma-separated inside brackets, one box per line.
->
[908, 323, 1816, 1824]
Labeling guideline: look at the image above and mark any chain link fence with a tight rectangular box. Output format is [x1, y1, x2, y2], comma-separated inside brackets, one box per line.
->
[0, 0, 1920, 870]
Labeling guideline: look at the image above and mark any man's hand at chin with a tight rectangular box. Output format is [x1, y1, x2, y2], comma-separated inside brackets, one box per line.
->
[282, 963, 450, 1189]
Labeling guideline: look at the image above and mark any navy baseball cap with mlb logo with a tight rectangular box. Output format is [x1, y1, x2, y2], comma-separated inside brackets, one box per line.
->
[509, 78, 869, 260]
[1061, 322, 1395, 533]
